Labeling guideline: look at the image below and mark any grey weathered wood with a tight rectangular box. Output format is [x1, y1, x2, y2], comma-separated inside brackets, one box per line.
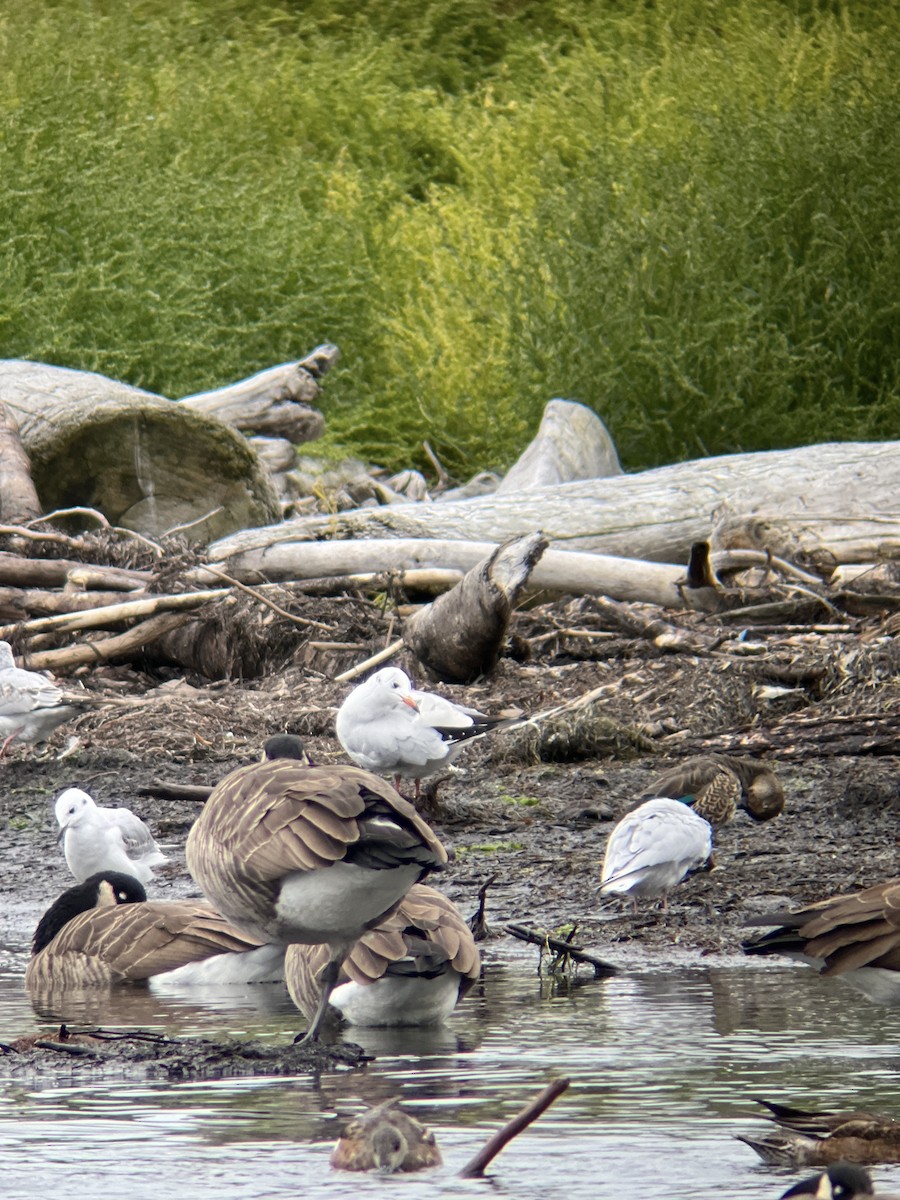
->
[196, 537, 687, 607]
[0, 401, 41, 524]
[207, 441, 900, 567]
[496, 399, 621, 494]
[177, 347, 334, 444]
[0, 360, 280, 539]
[406, 533, 548, 681]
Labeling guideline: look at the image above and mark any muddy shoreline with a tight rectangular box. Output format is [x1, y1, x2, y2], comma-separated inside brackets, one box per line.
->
[0, 598, 897, 1073]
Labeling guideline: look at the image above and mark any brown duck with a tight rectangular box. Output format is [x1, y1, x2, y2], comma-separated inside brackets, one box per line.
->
[331, 1097, 442, 1173]
[739, 1097, 900, 1166]
[642, 753, 785, 824]
[743, 878, 900, 1003]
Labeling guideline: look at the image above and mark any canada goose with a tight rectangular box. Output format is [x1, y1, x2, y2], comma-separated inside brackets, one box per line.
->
[185, 755, 448, 1042]
[779, 1163, 875, 1198]
[779, 1161, 900, 1198]
[331, 1097, 442, 1173]
[335, 666, 518, 797]
[642, 753, 785, 823]
[285, 883, 480, 1026]
[599, 797, 713, 909]
[25, 871, 279, 995]
[739, 1097, 900, 1167]
[742, 878, 900, 1003]
[55, 787, 168, 884]
[0, 641, 93, 754]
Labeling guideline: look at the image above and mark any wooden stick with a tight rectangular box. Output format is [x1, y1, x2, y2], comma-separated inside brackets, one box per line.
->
[0, 552, 151, 591]
[457, 1078, 571, 1179]
[21, 611, 194, 671]
[334, 637, 405, 683]
[506, 923, 618, 978]
[137, 781, 213, 803]
[0, 588, 229, 640]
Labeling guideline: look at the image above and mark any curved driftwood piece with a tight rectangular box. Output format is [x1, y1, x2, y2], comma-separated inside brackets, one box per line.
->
[206, 442, 900, 566]
[495, 398, 622, 494]
[0, 361, 282, 540]
[197, 538, 687, 607]
[177, 344, 336, 444]
[0, 402, 42, 524]
[406, 532, 548, 681]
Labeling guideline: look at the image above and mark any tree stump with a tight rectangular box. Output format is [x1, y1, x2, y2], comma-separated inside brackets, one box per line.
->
[0, 361, 281, 540]
[495, 399, 621, 494]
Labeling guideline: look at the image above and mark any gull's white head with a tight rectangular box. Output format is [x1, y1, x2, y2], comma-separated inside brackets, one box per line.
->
[0, 641, 15, 670]
[368, 667, 419, 712]
[54, 787, 97, 831]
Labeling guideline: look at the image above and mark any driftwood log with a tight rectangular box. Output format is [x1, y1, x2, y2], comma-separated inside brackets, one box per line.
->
[196, 538, 689, 607]
[494, 399, 621, 494]
[0, 403, 42, 524]
[406, 533, 548, 681]
[0, 352, 332, 540]
[206, 441, 900, 567]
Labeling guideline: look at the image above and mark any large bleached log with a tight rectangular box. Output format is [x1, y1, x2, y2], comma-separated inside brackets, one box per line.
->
[177, 344, 335, 443]
[197, 538, 688, 607]
[406, 533, 548, 681]
[495, 399, 621, 494]
[0, 402, 42, 524]
[0, 360, 281, 540]
[207, 442, 900, 566]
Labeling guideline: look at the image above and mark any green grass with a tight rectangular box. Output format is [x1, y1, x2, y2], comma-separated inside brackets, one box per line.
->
[0, 1, 896, 477]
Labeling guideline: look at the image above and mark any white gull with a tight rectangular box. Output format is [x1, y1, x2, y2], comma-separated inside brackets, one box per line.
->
[0, 641, 90, 754]
[55, 786, 168, 884]
[599, 797, 713, 910]
[335, 666, 518, 796]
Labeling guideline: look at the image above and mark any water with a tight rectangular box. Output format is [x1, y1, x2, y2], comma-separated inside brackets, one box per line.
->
[1, 947, 899, 1200]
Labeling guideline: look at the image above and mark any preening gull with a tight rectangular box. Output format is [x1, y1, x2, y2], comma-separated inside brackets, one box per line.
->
[55, 787, 168, 884]
[335, 666, 518, 795]
[599, 797, 713, 910]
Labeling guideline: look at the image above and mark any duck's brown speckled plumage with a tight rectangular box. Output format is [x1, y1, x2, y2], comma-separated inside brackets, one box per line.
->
[331, 1097, 443, 1173]
[644, 753, 785, 824]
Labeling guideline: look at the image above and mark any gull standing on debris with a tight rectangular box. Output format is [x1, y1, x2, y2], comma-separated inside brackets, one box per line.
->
[336, 666, 517, 797]
[55, 787, 168, 885]
[599, 798, 713, 910]
[0, 641, 90, 754]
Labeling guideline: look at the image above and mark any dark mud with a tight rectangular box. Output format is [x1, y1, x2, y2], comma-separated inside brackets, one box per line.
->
[1, 595, 897, 1075]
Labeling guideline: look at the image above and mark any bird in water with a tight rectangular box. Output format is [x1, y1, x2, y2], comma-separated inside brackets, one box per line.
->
[778, 1160, 900, 1198]
[185, 749, 447, 1043]
[742, 877, 900, 1004]
[738, 1096, 900, 1167]
[25, 871, 280, 999]
[330, 1097, 443, 1173]
[284, 883, 480, 1027]
[335, 666, 519, 798]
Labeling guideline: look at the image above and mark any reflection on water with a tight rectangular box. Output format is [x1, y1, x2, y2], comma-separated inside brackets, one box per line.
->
[1, 949, 899, 1200]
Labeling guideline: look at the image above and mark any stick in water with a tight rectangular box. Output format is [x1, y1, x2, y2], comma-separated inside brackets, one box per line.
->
[457, 1077, 571, 1179]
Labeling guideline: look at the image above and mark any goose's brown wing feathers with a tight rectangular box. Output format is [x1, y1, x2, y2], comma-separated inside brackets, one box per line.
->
[190, 760, 446, 881]
[25, 901, 263, 988]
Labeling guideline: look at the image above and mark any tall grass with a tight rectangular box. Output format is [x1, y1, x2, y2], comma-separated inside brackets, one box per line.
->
[0, 1, 896, 475]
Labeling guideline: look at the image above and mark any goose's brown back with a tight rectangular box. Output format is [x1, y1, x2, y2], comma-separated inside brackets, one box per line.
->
[186, 758, 448, 940]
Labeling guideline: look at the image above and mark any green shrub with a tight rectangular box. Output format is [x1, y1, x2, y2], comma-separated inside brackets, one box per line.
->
[0, 1, 895, 477]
